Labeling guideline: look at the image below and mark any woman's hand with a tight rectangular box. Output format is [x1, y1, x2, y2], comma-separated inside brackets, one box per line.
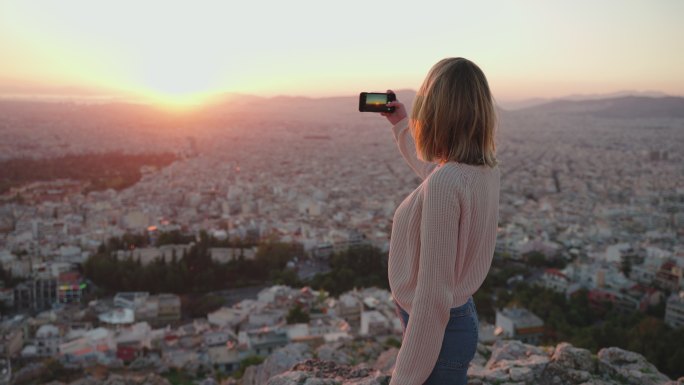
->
[381, 90, 408, 126]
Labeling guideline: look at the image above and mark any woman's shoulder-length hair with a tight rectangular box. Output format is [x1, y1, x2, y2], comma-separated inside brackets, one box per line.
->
[410, 57, 497, 168]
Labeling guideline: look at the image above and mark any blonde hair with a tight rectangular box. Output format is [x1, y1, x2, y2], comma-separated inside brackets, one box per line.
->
[410, 57, 497, 167]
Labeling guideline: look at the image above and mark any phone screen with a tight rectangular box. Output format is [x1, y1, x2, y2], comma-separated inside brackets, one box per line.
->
[365, 93, 389, 106]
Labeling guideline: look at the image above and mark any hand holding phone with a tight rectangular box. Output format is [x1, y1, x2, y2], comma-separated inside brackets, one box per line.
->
[379, 90, 407, 125]
[359, 92, 396, 113]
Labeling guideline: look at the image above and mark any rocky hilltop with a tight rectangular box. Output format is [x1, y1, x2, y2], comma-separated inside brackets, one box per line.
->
[23, 339, 681, 384]
[249, 340, 681, 385]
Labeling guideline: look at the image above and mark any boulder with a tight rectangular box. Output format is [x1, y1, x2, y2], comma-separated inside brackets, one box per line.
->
[266, 359, 388, 385]
[597, 346, 670, 385]
[539, 342, 596, 384]
[372, 347, 398, 374]
[317, 342, 352, 365]
[68, 373, 171, 385]
[471, 340, 549, 383]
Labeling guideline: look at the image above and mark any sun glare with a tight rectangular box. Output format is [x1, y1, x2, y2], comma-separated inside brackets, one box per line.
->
[126, 50, 228, 109]
[137, 89, 214, 111]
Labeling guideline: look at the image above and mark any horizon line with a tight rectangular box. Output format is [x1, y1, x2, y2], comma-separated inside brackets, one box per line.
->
[0, 89, 680, 107]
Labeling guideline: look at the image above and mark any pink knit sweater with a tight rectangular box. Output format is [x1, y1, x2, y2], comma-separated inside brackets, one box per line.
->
[388, 118, 500, 385]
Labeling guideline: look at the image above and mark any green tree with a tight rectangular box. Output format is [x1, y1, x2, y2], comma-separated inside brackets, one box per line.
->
[182, 294, 225, 319]
[524, 251, 547, 268]
[270, 268, 302, 287]
[286, 304, 310, 324]
[621, 258, 632, 277]
[233, 355, 265, 379]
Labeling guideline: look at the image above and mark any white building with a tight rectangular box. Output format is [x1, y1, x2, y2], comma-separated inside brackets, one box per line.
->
[203, 331, 233, 347]
[207, 344, 242, 373]
[665, 292, 684, 329]
[34, 324, 61, 357]
[208, 307, 250, 329]
[257, 285, 294, 306]
[336, 293, 363, 328]
[209, 247, 257, 263]
[247, 309, 285, 329]
[495, 307, 544, 345]
[540, 268, 570, 293]
[114, 292, 149, 309]
[98, 308, 135, 325]
[630, 264, 658, 285]
[60, 328, 116, 365]
[308, 317, 351, 342]
[115, 322, 152, 350]
[360, 310, 390, 336]
[162, 348, 199, 368]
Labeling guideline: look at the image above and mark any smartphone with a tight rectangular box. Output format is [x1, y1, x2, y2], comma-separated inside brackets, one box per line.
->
[359, 92, 396, 113]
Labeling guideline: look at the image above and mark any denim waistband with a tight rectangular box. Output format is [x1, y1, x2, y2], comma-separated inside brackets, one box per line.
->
[395, 296, 474, 318]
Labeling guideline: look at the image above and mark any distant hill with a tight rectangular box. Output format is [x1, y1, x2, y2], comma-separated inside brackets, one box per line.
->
[202, 89, 418, 124]
[520, 95, 684, 119]
[500, 90, 670, 110]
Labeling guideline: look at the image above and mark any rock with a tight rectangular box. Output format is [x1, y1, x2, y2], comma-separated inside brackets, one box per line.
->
[345, 373, 391, 385]
[242, 343, 314, 385]
[577, 380, 618, 385]
[540, 342, 596, 385]
[469, 366, 511, 384]
[317, 342, 352, 365]
[597, 347, 670, 385]
[477, 343, 491, 356]
[372, 347, 398, 374]
[68, 373, 171, 385]
[486, 340, 548, 368]
[475, 340, 549, 383]
[509, 366, 533, 382]
[266, 359, 388, 385]
[265, 371, 310, 385]
[68, 379, 99, 385]
[551, 342, 596, 372]
[290, 359, 371, 379]
[471, 344, 489, 367]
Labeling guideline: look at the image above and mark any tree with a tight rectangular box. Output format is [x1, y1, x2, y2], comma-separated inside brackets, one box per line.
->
[524, 251, 547, 267]
[621, 258, 632, 277]
[233, 355, 265, 379]
[182, 294, 225, 319]
[270, 269, 302, 287]
[286, 304, 310, 324]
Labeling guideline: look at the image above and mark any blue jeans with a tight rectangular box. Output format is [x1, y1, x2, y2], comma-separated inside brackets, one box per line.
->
[394, 297, 478, 385]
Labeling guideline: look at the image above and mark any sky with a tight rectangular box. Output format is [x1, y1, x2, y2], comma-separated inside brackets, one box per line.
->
[1, 0, 683, 106]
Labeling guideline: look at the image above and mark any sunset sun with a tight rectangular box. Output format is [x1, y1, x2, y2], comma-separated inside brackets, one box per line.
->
[135, 62, 223, 107]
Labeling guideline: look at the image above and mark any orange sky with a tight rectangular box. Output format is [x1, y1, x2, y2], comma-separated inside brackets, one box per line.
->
[1, 0, 683, 106]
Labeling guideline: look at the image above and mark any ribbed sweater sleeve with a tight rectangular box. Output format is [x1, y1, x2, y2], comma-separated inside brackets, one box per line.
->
[389, 173, 461, 385]
[391, 118, 437, 180]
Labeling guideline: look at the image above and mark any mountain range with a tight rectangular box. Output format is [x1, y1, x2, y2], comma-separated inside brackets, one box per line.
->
[205, 91, 684, 120]
[518, 95, 684, 119]
[2, 91, 683, 121]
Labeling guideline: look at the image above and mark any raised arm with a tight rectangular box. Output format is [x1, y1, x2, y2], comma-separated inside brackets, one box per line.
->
[391, 118, 438, 180]
[380, 91, 437, 180]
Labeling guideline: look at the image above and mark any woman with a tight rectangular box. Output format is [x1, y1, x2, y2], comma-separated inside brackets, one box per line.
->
[381, 57, 500, 385]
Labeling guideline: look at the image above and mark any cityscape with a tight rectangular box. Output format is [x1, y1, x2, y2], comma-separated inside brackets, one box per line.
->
[0, 93, 682, 384]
